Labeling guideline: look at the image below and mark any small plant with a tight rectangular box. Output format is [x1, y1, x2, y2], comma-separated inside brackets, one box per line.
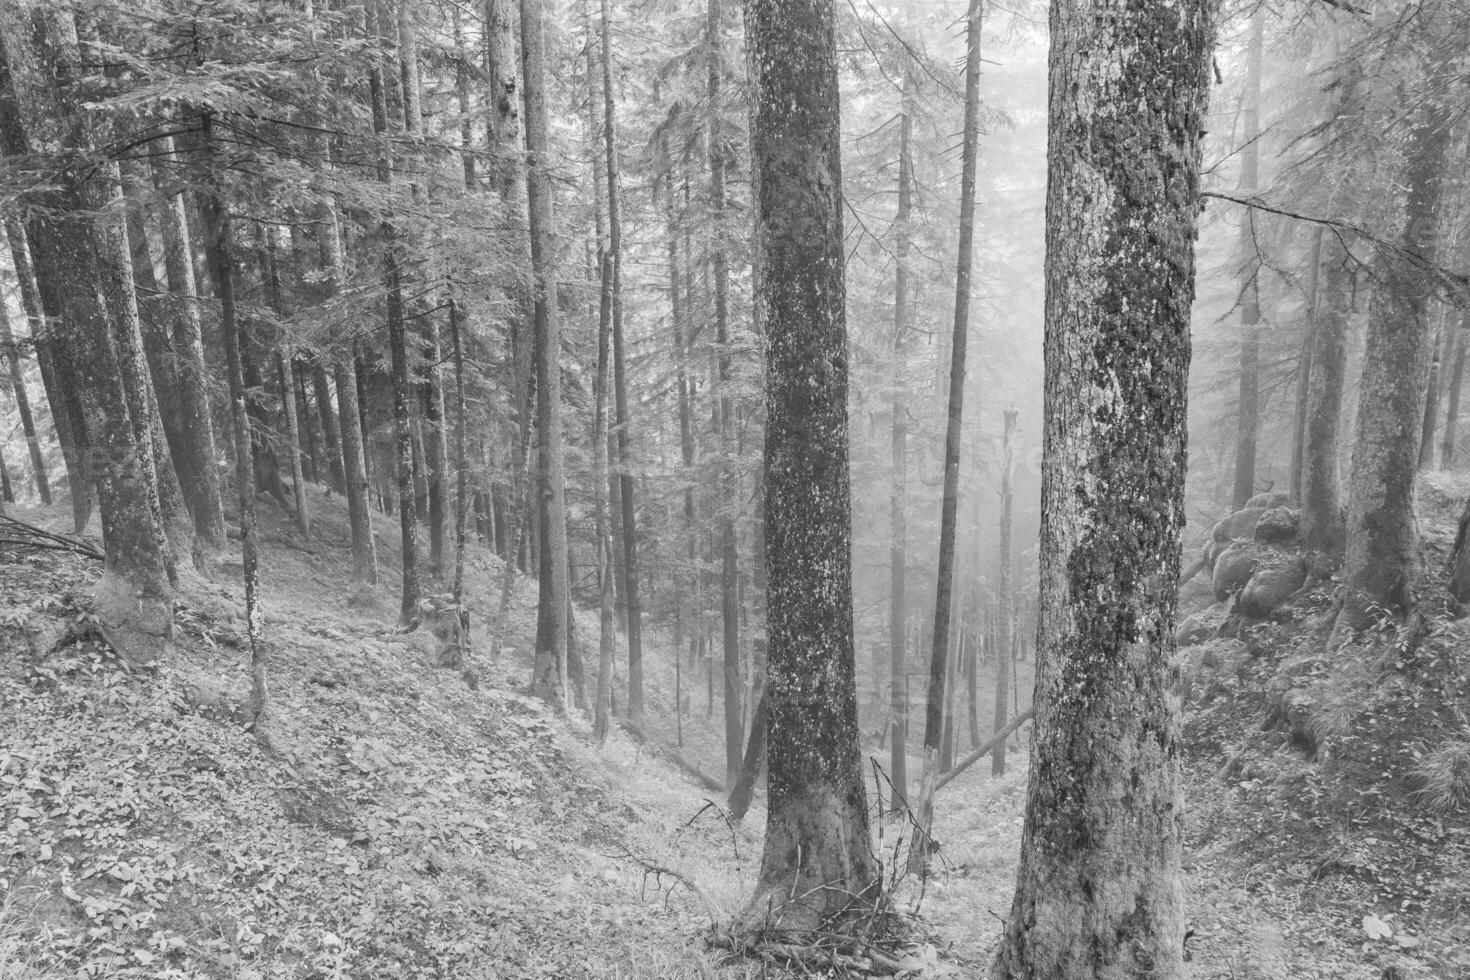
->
[1413, 740, 1470, 814]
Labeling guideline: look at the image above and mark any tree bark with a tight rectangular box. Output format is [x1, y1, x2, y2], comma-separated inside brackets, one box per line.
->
[0, 275, 50, 503]
[741, 0, 876, 938]
[912, 0, 983, 876]
[1442, 324, 1467, 469]
[887, 66, 914, 809]
[152, 137, 227, 552]
[260, 229, 310, 535]
[1420, 317, 1450, 471]
[1300, 233, 1349, 554]
[989, 0, 1212, 975]
[522, 0, 571, 711]
[993, 406, 1017, 777]
[1290, 226, 1324, 504]
[1328, 104, 1453, 643]
[0, 8, 174, 661]
[200, 112, 266, 724]
[1232, 10, 1264, 509]
[4, 219, 87, 530]
[605, 0, 645, 728]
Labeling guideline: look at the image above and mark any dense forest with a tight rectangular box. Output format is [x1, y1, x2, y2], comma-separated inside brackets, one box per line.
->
[1, 0, 1468, 977]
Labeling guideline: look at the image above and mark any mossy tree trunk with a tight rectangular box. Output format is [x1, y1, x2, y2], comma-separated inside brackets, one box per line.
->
[1231, 9, 1264, 509]
[1328, 105, 1453, 643]
[740, 0, 876, 939]
[1300, 234, 1350, 554]
[989, 0, 1213, 975]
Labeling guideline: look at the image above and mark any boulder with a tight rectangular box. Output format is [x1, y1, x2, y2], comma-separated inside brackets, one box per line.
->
[1213, 506, 1266, 544]
[1212, 542, 1256, 602]
[1253, 506, 1300, 546]
[1246, 490, 1292, 510]
[1176, 603, 1227, 647]
[1238, 557, 1307, 619]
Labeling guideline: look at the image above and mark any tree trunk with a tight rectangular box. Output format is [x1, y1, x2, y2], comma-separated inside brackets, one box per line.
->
[993, 406, 1017, 777]
[727, 685, 768, 822]
[0, 9, 174, 661]
[152, 137, 227, 551]
[1420, 318, 1450, 471]
[1300, 233, 1349, 554]
[1442, 324, 1467, 469]
[604, 0, 645, 728]
[200, 112, 266, 725]
[4, 219, 87, 530]
[312, 364, 346, 493]
[740, 0, 876, 938]
[1290, 226, 1324, 503]
[887, 66, 914, 809]
[522, 0, 571, 711]
[1328, 105, 1453, 643]
[448, 300, 473, 677]
[1232, 10, 1264, 509]
[369, 19, 421, 625]
[321, 204, 378, 584]
[912, 0, 983, 876]
[989, 0, 1212, 975]
[95, 171, 185, 580]
[0, 277, 50, 503]
[484, 0, 521, 201]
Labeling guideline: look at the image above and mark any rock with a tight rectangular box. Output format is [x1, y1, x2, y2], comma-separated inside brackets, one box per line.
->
[1238, 557, 1307, 619]
[1245, 490, 1291, 510]
[1212, 542, 1256, 601]
[1213, 506, 1266, 544]
[1176, 605, 1226, 647]
[1253, 506, 1300, 546]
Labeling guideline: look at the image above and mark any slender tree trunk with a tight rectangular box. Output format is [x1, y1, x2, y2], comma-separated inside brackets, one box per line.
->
[0, 280, 50, 503]
[1300, 232, 1349, 554]
[1232, 10, 1264, 509]
[1420, 316, 1451, 471]
[1329, 105, 1453, 642]
[727, 685, 768, 821]
[200, 112, 266, 725]
[740, 0, 876, 937]
[261, 229, 310, 535]
[321, 205, 378, 584]
[1291, 226, 1324, 503]
[912, 0, 983, 876]
[994, 406, 1017, 777]
[4, 219, 87, 530]
[152, 137, 227, 552]
[887, 67, 914, 809]
[603, 0, 645, 728]
[522, 0, 571, 710]
[448, 300, 473, 677]
[312, 364, 346, 492]
[484, 0, 521, 201]
[990, 1, 1212, 974]
[1442, 324, 1467, 469]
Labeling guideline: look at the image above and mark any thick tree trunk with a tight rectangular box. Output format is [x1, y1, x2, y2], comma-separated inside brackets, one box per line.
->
[1329, 108, 1453, 642]
[1300, 234, 1349, 554]
[740, 0, 876, 938]
[0, 280, 49, 503]
[994, 407, 1017, 777]
[369, 22, 420, 624]
[1232, 10, 1264, 509]
[0, 10, 174, 660]
[912, 0, 982, 876]
[522, 0, 571, 711]
[888, 67, 914, 809]
[484, 0, 521, 201]
[96, 172, 185, 580]
[152, 137, 227, 551]
[989, 0, 1212, 975]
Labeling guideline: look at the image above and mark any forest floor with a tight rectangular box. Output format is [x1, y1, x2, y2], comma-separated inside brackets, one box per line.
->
[2, 485, 1467, 978]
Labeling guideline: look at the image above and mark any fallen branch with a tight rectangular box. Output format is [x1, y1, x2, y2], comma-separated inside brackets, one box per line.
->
[0, 514, 103, 560]
[611, 844, 726, 928]
[1180, 557, 1206, 586]
[934, 708, 1035, 792]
